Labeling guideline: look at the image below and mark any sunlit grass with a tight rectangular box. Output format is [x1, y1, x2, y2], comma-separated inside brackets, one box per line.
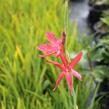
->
[0, 0, 99, 109]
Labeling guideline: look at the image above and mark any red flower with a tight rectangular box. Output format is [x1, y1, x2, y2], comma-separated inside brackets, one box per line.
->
[46, 51, 83, 94]
[37, 32, 65, 57]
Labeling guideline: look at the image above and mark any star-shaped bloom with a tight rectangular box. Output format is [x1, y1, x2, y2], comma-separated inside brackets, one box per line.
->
[46, 51, 83, 93]
[37, 32, 66, 57]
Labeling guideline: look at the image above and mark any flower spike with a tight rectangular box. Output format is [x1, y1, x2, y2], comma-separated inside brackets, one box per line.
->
[37, 32, 83, 94]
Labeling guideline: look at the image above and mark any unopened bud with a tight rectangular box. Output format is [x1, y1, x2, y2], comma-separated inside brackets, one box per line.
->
[62, 31, 66, 45]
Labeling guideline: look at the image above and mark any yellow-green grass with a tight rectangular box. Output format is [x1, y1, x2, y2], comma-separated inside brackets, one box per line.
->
[0, 0, 99, 109]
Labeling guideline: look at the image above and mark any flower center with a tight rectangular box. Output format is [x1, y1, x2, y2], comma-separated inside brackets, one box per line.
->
[66, 67, 70, 73]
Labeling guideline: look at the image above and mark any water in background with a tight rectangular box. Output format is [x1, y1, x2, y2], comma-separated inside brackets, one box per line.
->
[70, 0, 90, 35]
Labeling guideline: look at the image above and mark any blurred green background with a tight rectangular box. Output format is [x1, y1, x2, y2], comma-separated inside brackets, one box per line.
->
[0, 0, 109, 109]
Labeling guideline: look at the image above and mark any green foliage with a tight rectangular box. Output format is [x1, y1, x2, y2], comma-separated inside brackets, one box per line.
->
[102, 12, 109, 26]
[89, 0, 109, 5]
[92, 36, 109, 78]
[89, 8, 109, 109]
[0, 0, 99, 109]
[92, 12, 109, 80]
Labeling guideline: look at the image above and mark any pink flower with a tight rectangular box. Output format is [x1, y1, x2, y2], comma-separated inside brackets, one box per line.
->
[37, 32, 66, 57]
[46, 51, 83, 94]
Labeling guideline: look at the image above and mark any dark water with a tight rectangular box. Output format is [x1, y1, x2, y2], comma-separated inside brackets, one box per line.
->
[70, 0, 90, 35]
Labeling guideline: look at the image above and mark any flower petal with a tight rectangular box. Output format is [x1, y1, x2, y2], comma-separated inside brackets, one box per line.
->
[71, 69, 82, 80]
[69, 51, 83, 69]
[46, 60, 65, 70]
[46, 32, 58, 44]
[61, 32, 66, 45]
[65, 72, 73, 93]
[53, 72, 65, 91]
[59, 51, 68, 67]
[56, 50, 61, 57]
[37, 44, 54, 53]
